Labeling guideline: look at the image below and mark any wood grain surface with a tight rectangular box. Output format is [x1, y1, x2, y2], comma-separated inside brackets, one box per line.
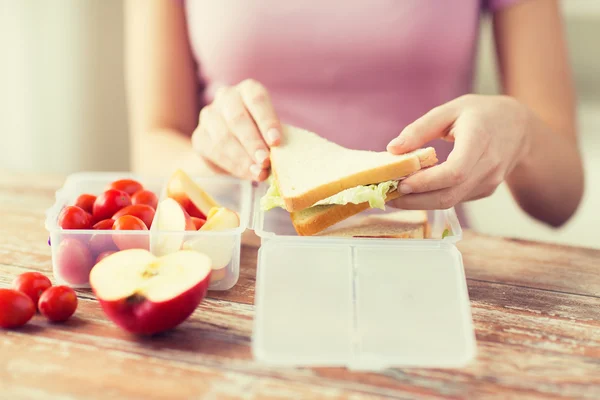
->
[0, 171, 599, 400]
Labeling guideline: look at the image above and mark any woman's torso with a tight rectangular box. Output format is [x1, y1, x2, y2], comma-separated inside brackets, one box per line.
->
[184, 1, 490, 154]
[182, 0, 511, 225]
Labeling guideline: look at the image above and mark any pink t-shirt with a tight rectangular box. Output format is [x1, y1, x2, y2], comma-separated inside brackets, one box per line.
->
[182, 0, 522, 224]
[183, 0, 520, 158]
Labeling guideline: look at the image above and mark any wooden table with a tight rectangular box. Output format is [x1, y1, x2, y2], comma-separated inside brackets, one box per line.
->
[0, 171, 599, 400]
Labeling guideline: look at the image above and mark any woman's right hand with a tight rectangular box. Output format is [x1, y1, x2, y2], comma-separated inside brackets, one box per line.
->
[191, 79, 282, 182]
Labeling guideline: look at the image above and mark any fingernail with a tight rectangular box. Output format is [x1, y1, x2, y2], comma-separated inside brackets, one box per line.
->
[399, 183, 412, 194]
[255, 149, 269, 164]
[388, 137, 405, 149]
[250, 164, 263, 179]
[266, 128, 281, 145]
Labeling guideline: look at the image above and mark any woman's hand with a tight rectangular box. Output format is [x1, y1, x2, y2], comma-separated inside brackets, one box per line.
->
[387, 94, 532, 210]
[192, 79, 282, 181]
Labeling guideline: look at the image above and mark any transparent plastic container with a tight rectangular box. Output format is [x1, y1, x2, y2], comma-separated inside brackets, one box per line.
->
[250, 182, 477, 370]
[45, 172, 252, 291]
[46, 172, 477, 370]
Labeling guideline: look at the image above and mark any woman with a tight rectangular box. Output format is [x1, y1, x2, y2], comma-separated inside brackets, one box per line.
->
[124, 0, 583, 228]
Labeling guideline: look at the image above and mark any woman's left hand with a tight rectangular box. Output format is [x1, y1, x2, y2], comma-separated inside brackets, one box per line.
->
[387, 94, 532, 210]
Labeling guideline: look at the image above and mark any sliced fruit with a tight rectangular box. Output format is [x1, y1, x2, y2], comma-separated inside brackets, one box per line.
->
[89, 249, 212, 335]
[166, 169, 220, 219]
[150, 198, 195, 256]
[190, 217, 206, 230]
[199, 207, 240, 231]
[182, 236, 235, 270]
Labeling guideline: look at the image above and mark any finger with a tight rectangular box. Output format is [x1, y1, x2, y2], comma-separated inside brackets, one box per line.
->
[390, 159, 487, 209]
[215, 87, 271, 169]
[194, 108, 257, 180]
[387, 101, 460, 154]
[237, 79, 282, 146]
[462, 169, 502, 202]
[397, 115, 488, 194]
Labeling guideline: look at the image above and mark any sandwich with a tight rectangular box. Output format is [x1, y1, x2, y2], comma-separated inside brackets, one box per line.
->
[317, 210, 429, 239]
[260, 124, 438, 236]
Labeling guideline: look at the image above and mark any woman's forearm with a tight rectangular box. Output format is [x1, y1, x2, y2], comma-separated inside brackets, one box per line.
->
[506, 108, 584, 228]
[130, 128, 216, 177]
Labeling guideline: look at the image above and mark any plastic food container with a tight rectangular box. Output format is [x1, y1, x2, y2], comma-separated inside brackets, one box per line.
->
[250, 183, 477, 370]
[46, 172, 476, 370]
[45, 172, 252, 291]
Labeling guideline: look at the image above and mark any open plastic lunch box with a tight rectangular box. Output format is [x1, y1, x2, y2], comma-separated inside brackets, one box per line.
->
[45, 172, 476, 370]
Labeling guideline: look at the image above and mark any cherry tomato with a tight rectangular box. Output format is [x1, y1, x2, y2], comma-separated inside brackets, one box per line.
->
[93, 219, 114, 230]
[0, 289, 36, 328]
[12, 272, 52, 307]
[88, 219, 117, 255]
[131, 190, 158, 210]
[112, 215, 149, 250]
[74, 194, 96, 214]
[108, 179, 144, 196]
[58, 206, 92, 230]
[112, 204, 155, 229]
[93, 189, 131, 221]
[88, 232, 118, 256]
[38, 286, 78, 322]
[191, 217, 206, 230]
[95, 251, 116, 264]
[55, 238, 94, 285]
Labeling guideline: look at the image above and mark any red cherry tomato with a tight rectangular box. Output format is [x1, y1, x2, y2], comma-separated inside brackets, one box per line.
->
[55, 238, 94, 285]
[74, 194, 96, 214]
[0, 289, 36, 328]
[112, 215, 149, 250]
[108, 179, 144, 196]
[88, 219, 117, 255]
[191, 217, 206, 230]
[88, 232, 118, 256]
[112, 204, 155, 229]
[38, 286, 78, 322]
[58, 206, 92, 230]
[93, 189, 131, 221]
[131, 190, 158, 210]
[95, 251, 116, 264]
[12, 272, 52, 307]
[93, 219, 114, 230]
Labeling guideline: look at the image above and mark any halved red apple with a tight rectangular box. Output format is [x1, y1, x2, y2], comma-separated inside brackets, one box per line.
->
[166, 169, 220, 219]
[90, 249, 212, 335]
[150, 198, 195, 256]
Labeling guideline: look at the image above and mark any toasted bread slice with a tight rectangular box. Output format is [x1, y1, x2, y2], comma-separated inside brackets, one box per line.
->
[317, 210, 429, 239]
[270, 125, 438, 213]
[291, 191, 401, 236]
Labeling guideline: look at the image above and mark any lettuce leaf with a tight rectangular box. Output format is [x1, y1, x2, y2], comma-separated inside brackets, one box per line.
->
[260, 177, 398, 211]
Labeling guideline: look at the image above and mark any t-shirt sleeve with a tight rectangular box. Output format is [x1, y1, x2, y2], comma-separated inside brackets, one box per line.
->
[484, 0, 526, 12]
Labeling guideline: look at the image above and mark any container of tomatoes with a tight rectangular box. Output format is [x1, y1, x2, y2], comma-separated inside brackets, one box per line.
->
[45, 171, 252, 291]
